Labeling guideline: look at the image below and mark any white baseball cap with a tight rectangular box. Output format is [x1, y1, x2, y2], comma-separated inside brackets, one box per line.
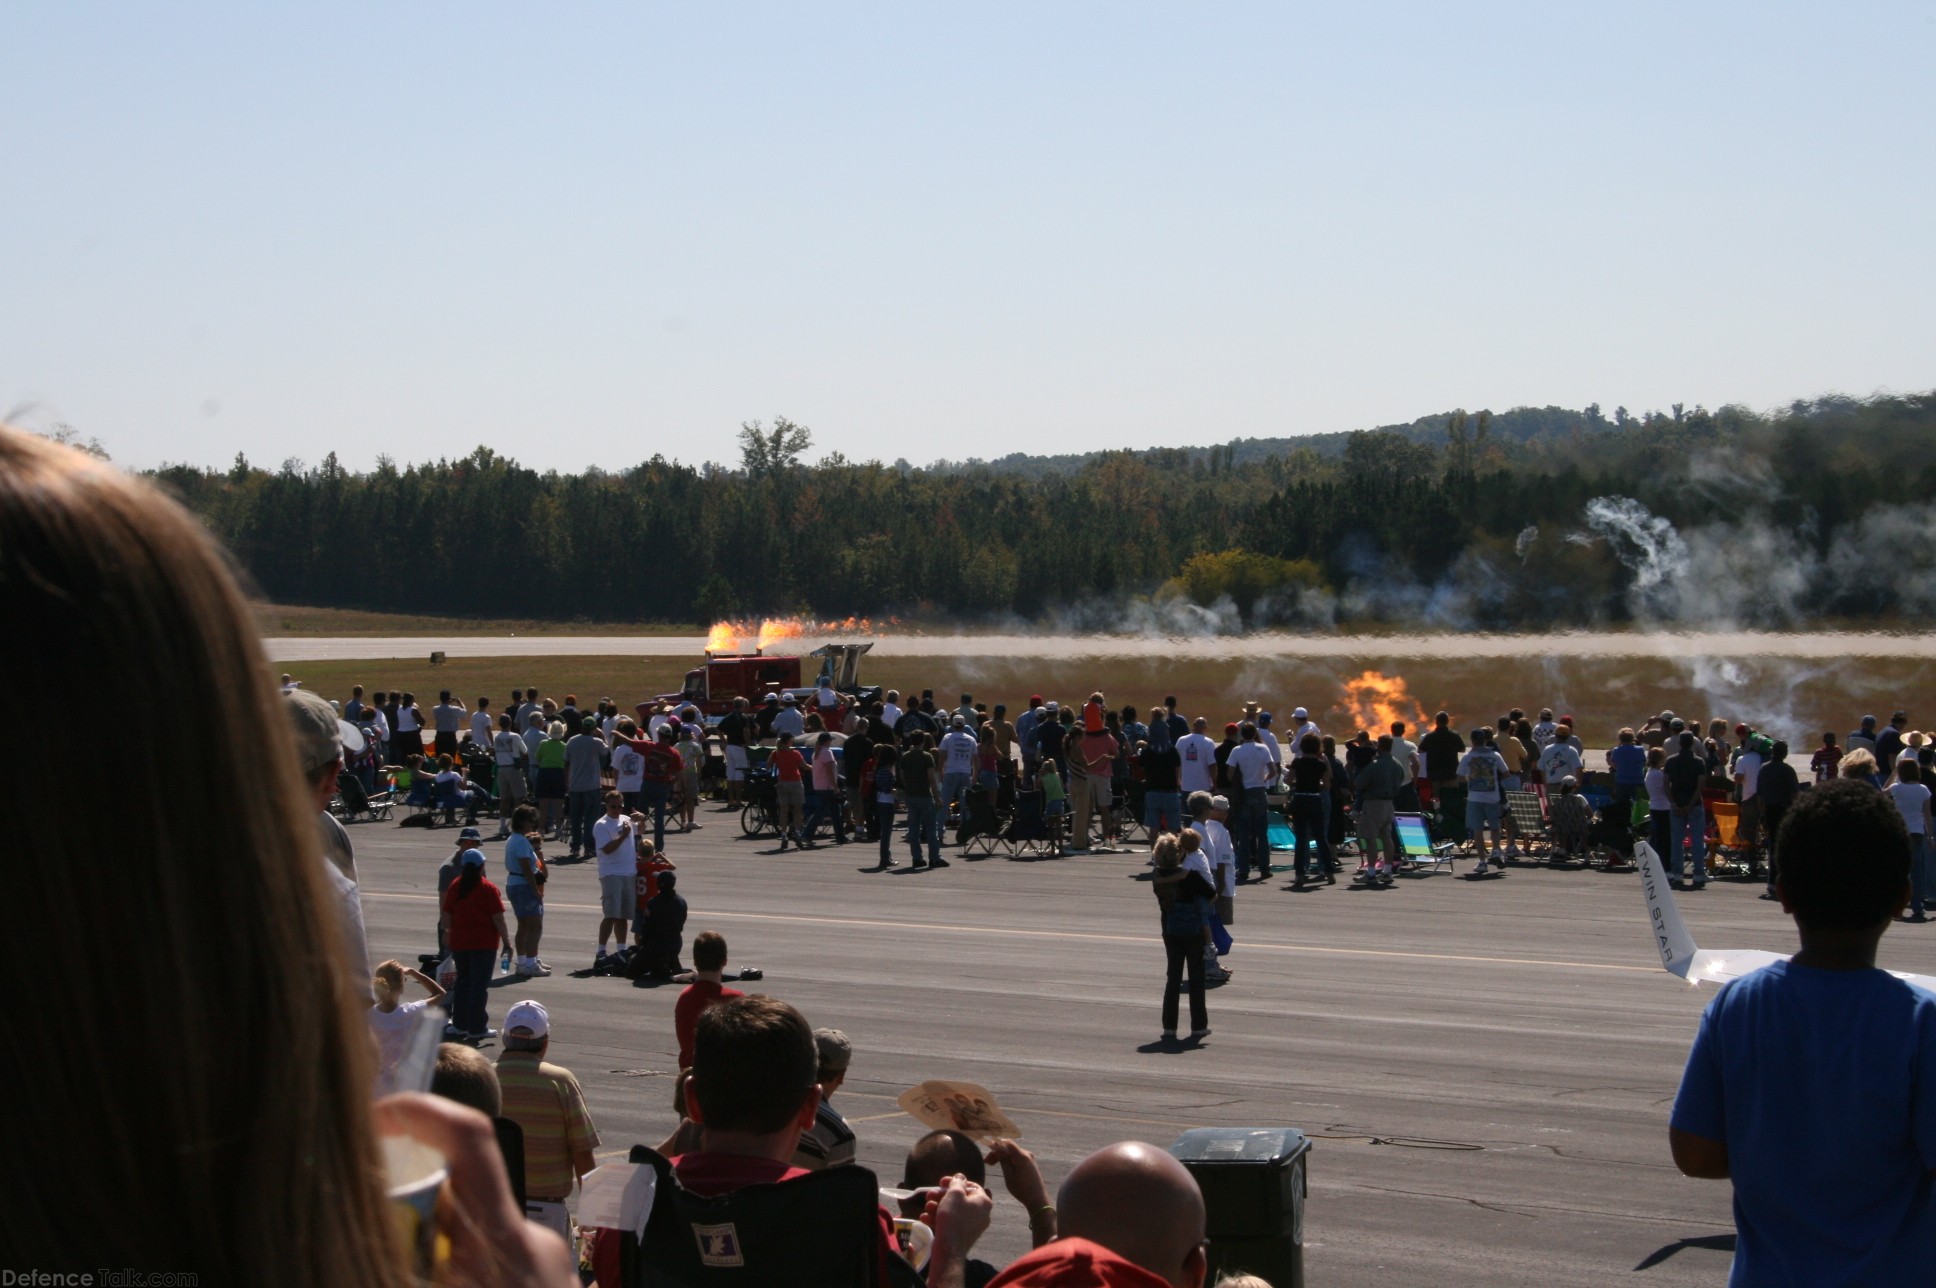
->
[504, 999, 550, 1038]
[1293, 707, 1309, 720]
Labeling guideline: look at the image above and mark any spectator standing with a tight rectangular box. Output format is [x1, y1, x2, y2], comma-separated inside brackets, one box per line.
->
[1227, 723, 1276, 882]
[770, 733, 809, 850]
[674, 932, 746, 1068]
[873, 744, 901, 867]
[532, 717, 567, 841]
[493, 713, 531, 836]
[430, 690, 467, 760]
[1757, 741, 1802, 900]
[285, 688, 372, 991]
[611, 723, 647, 811]
[496, 1000, 601, 1244]
[792, 1028, 859, 1171]
[1153, 835, 1215, 1043]
[719, 697, 752, 808]
[368, 959, 446, 1086]
[503, 805, 551, 977]
[1177, 717, 1218, 797]
[1606, 729, 1648, 814]
[1418, 711, 1467, 795]
[939, 716, 980, 820]
[393, 691, 424, 760]
[592, 792, 638, 964]
[1669, 780, 1936, 1283]
[565, 718, 610, 860]
[1538, 730, 1584, 788]
[438, 845, 513, 1041]
[639, 726, 684, 851]
[1847, 715, 1880, 757]
[1354, 735, 1405, 883]
[1886, 762, 1933, 923]
[1459, 729, 1512, 874]
[1644, 747, 1673, 865]
[1140, 717, 1184, 837]
[1286, 733, 1334, 888]
[809, 731, 849, 845]
[772, 692, 805, 739]
[900, 732, 946, 868]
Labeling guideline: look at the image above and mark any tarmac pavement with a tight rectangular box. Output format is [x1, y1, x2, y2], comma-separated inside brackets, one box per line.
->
[351, 810, 1936, 1286]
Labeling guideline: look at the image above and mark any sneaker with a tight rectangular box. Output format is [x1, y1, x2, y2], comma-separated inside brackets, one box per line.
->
[1188, 1028, 1211, 1041]
[443, 1023, 468, 1040]
[530, 959, 554, 976]
[929, 858, 950, 868]
[1471, 860, 1489, 876]
[1325, 870, 1337, 885]
[1911, 911, 1929, 924]
[1505, 845, 1521, 858]
[912, 861, 929, 869]
[881, 858, 898, 868]
[1491, 849, 1506, 863]
[467, 1029, 498, 1041]
[1161, 1029, 1177, 1041]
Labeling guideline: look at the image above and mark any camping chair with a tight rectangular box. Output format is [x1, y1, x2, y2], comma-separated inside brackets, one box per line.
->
[956, 783, 1004, 855]
[431, 776, 467, 826]
[1265, 808, 1296, 853]
[619, 1145, 922, 1288]
[1392, 811, 1457, 875]
[1708, 801, 1755, 875]
[332, 772, 394, 823]
[1504, 790, 1550, 858]
[999, 789, 1055, 857]
[1431, 783, 1471, 850]
[1115, 779, 1149, 847]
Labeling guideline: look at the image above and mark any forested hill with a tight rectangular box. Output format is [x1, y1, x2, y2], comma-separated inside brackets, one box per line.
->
[148, 392, 1936, 631]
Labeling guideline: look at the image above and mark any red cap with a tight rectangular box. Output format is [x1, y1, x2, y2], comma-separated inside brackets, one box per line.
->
[1734, 723, 1749, 736]
[1029, 694, 1043, 705]
[1561, 714, 1574, 725]
[1224, 722, 1239, 734]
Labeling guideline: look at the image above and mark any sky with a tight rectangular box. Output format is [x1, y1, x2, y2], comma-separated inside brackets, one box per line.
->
[3, 2, 1932, 473]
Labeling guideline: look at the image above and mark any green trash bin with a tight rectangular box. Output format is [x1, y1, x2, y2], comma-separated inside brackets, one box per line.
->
[1169, 1127, 1310, 1287]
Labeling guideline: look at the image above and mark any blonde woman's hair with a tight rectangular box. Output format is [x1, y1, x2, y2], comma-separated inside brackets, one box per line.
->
[0, 426, 408, 1286]
[1841, 747, 1879, 778]
[372, 959, 406, 1004]
[548, 720, 567, 740]
[1151, 833, 1181, 869]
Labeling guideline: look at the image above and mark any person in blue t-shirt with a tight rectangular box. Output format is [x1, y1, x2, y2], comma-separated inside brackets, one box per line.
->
[1670, 778, 1936, 1286]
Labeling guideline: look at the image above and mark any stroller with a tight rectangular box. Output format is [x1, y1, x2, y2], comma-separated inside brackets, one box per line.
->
[956, 784, 1004, 855]
[999, 789, 1055, 857]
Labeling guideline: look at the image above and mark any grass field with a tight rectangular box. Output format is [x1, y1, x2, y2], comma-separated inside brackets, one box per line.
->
[252, 602, 699, 636]
[277, 649, 1936, 744]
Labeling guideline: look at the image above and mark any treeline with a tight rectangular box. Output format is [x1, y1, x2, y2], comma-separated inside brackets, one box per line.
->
[150, 393, 1936, 628]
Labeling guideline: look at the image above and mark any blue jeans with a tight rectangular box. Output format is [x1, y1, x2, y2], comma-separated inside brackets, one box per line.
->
[877, 802, 897, 864]
[941, 772, 971, 816]
[1669, 802, 1706, 881]
[567, 789, 601, 856]
[810, 788, 847, 842]
[450, 948, 494, 1034]
[1236, 787, 1269, 878]
[639, 781, 671, 850]
[905, 797, 940, 864]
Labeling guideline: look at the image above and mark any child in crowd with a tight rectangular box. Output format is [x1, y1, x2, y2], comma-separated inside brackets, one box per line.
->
[1039, 758, 1067, 854]
[367, 959, 445, 1086]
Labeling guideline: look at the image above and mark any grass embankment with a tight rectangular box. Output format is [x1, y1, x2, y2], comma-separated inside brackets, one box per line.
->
[277, 652, 1936, 745]
[253, 603, 699, 636]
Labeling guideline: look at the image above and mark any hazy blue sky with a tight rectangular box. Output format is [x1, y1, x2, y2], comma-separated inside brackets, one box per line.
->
[4, 2, 1931, 472]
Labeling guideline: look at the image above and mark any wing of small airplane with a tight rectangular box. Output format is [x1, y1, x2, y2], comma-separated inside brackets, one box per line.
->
[1635, 841, 1936, 992]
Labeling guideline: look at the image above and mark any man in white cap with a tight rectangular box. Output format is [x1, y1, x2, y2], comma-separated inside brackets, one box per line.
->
[494, 999, 601, 1241]
[1292, 706, 1321, 749]
[772, 691, 805, 739]
[286, 687, 370, 990]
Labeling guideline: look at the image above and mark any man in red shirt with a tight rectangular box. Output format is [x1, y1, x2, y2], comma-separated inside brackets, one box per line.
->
[639, 725, 685, 851]
[673, 931, 744, 1069]
[677, 995, 991, 1288]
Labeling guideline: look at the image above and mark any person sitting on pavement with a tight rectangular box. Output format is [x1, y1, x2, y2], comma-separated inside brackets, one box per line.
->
[636, 870, 689, 981]
[1548, 776, 1592, 859]
[988, 1141, 1207, 1288]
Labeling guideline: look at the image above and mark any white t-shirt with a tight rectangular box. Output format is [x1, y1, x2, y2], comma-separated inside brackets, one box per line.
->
[1457, 749, 1509, 803]
[1888, 781, 1931, 835]
[470, 710, 493, 744]
[1532, 720, 1558, 748]
[369, 708, 390, 740]
[647, 713, 671, 738]
[772, 707, 805, 737]
[493, 729, 527, 767]
[1176, 733, 1219, 793]
[1259, 730, 1283, 770]
[368, 998, 431, 1079]
[592, 813, 636, 878]
[396, 705, 421, 734]
[939, 730, 978, 776]
[881, 703, 904, 729]
[1191, 819, 1236, 895]
[1182, 847, 1213, 883]
[1227, 742, 1276, 789]
[1295, 720, 1321, 749]
[817, 685, 841, 710]
[1391, 737, 1419, 785]
[1734, 752, 1763, 801]
[613, 743, 646, 793]
[1646, 767, 1672, 811]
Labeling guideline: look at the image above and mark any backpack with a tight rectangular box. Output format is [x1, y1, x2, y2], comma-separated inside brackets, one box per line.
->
[1164, 893, 1208, 938]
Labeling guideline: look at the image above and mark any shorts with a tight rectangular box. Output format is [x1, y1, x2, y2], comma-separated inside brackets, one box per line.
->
[599, 874, 637, 920]
[1215, 894, 1234, 925]
[1466, 799, 1502, 831]
[1044, 799, 1068, 817]
[496, 766, 528, 804]
[507, 883, 544, 919]
[725, 745, 749, 782]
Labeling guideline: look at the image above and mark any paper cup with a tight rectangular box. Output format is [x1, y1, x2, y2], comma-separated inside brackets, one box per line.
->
[384, 1135, 449, 1274]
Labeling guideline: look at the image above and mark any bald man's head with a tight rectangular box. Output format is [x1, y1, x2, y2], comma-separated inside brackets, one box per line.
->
[1057, 1141, 1207, 1288]
[901, 1129, 988, 1189]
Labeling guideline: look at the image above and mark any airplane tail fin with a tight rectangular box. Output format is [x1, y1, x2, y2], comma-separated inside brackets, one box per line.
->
[1635, 841, 1697, 978]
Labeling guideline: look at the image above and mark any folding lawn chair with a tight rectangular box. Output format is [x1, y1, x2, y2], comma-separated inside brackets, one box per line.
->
[1707, 801, 1757, 876]
[332, 772, 394, 823]
[1504, 789, 1549, 858]
[956, 784, 1005, 856]
[1000, 789, 1056, 857]
[1392, 811, 1457, 875]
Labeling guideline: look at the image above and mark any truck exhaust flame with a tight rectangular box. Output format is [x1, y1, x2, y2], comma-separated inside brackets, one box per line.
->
[1338, 669, 1428, 734]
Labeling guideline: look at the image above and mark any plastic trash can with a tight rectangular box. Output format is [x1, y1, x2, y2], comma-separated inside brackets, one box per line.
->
[1170, 1127, 1310, 1287]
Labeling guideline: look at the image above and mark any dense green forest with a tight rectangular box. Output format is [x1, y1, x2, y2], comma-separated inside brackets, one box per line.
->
[145, 393, 1936, 630]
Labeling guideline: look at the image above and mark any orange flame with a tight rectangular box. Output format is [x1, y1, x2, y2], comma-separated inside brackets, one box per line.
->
[1338, 669, 1428, 735]
[703, 615, 883, 655]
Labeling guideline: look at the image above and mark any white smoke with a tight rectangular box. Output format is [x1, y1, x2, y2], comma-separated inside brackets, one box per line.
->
[1514, 525, 1538, 561]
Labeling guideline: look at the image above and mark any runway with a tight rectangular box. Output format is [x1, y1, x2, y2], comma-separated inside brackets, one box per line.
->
[351, 812, 1936, 1285]
[268, 629, 1933, 663]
